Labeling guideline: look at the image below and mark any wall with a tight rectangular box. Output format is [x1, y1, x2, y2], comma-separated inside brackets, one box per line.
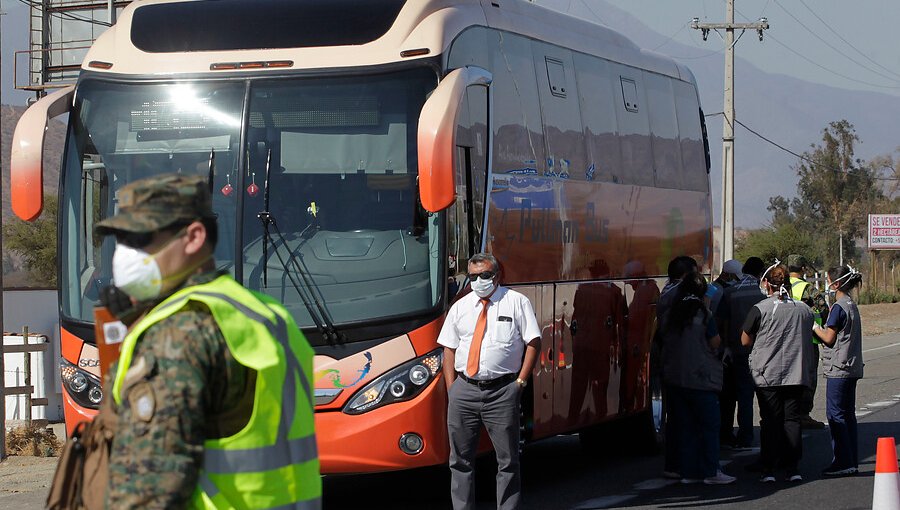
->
[3, 289, 63, 422]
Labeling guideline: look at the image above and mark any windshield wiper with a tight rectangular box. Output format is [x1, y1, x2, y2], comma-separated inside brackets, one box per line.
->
[257, 149, 344, 344]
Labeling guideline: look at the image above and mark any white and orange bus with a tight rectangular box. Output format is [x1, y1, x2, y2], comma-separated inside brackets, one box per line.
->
[11, 0, 712, 473]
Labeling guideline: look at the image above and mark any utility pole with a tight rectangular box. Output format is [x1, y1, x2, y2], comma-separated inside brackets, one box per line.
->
[692, 1, 768, 271]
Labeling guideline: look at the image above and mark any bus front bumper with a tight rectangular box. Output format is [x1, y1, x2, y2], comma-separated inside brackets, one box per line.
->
[315, 375, 449, 474]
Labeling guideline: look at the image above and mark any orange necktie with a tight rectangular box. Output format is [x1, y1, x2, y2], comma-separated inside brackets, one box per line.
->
[466, 299, 490, 376]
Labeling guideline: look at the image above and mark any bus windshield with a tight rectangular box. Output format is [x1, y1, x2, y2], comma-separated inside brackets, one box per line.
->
[60, 67, 442, 343]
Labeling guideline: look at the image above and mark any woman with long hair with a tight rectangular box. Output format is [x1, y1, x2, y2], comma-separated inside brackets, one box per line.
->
[814, 266, 864, 477]
[661, 271, 735, 485]
[741, 263, 816, 483]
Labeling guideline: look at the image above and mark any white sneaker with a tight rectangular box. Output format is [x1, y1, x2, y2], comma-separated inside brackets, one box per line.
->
[704, 470, 737, 485]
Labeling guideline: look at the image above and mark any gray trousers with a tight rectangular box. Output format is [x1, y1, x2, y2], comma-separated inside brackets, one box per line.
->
[447, 377, 522, 510]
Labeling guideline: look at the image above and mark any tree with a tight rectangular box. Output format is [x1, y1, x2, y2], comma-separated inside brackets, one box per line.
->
[735, 221, 820, 268]
[766, 120, 884, 268]
[3, 195, 58, 287]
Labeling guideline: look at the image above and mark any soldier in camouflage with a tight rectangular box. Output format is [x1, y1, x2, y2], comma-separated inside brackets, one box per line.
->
[95, 173, 320, 508]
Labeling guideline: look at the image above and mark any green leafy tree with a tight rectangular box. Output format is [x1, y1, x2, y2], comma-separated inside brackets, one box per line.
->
[735, 221, 821, 268]
[3, 195, 58, 287]
[767, 120, 883, 268]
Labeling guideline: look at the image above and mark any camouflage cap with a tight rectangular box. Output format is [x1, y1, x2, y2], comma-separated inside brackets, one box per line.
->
[786, 254, 809, 269]
[95, 173, 214, 235]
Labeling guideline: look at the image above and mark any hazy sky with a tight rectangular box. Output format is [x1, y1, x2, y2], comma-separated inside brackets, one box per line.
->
[3, 0, 900, 102]
[542, 0, 900, 98]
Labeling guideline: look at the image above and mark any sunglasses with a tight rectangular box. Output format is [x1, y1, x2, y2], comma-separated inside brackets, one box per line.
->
[114, 231, 155, 249]
[113, 222, 190, 250]
[467, 271, 496, 281]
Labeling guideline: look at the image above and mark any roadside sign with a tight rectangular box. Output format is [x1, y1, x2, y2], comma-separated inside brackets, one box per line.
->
[868, 214, 900, 250]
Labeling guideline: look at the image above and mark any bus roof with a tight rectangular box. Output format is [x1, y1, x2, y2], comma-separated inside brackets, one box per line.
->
[83, 0, 692, 83]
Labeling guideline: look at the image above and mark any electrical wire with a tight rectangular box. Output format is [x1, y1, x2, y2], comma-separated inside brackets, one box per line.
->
[798, 0, 900, 81]
[578, 0, 606, 26]
[651, 20, 689, 51]
[728, 1, 900, 90]
[773, 0, 900, 85]
[716, 115, 900, 182]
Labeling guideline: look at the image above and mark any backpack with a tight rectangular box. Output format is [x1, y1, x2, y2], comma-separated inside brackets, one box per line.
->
[45, 407, 116, 510]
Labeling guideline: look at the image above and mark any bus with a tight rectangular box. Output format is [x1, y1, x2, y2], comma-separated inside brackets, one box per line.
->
[10, 0, 711, 473]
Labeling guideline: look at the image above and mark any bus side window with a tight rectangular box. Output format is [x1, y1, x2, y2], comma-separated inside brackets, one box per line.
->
[673, 80, 709, 192]
[611, 66, 653, 187]
[574, 53, 620, 183]
[645, 72, 683, 189]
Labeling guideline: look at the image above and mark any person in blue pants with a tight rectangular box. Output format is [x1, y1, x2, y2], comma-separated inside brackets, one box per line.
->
[813, 266, 864, 477]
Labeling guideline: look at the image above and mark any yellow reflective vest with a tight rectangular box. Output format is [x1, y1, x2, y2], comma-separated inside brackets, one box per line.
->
[113, 275, 321, 509]
[789, 276, 810, 302]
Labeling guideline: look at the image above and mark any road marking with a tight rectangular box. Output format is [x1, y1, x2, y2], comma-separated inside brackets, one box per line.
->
[571, 495, 636, 509]
[857, 411, 872, 417]
[863, 341, 900, 353]
[867, 401, 895, 407]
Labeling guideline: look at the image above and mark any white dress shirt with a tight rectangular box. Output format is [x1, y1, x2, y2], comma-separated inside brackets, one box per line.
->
[437, 286, 541, 380]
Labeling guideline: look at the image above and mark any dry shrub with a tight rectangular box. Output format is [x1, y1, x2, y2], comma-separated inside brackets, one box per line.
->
[5, 425, 61, 457]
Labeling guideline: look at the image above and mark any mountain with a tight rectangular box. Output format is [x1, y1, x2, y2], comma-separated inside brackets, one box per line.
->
[561, 0, 900, 228]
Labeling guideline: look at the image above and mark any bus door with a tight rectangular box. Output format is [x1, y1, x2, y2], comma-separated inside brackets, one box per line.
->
[520, 284, 554, 441]
[451, 83, 489, 274]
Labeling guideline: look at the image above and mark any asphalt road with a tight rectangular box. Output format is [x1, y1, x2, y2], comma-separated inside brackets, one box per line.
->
[324, 332, 900, 510]
[3, 333, 898, 509]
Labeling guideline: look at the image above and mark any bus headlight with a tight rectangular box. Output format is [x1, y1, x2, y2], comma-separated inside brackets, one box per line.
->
[343, 348, 442, 415]
[60, 359, 103, 410]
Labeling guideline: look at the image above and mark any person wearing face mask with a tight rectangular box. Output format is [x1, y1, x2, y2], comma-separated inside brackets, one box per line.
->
[94, 174, 320, 509]
[741, 263, 816, 483]
[813, 266, 864, 477]
[438, 253, 541, 510]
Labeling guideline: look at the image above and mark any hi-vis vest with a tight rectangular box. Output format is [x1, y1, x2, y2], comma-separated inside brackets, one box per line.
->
[113, 275, 321, 510]
[790, 276, 810, 302]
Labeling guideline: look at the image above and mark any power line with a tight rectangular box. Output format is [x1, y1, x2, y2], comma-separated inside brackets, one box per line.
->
[728, 116, 900, 182]
[798, 0, 900, 81]
[729, 1, 900, 91]
[650, 20, 689, 51]
[578, 0, 605, 26]
[773, 0, 900, 85]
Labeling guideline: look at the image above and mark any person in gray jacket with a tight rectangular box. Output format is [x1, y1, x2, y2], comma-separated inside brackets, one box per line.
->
[661, 272, 735, 485]
[741, 263, 816, 483]
[813, 266, 864, 477]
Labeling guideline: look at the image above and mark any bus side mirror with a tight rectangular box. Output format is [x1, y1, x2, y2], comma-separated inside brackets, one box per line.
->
[11, 85, 75, 221]
[417, 66, 491, 213]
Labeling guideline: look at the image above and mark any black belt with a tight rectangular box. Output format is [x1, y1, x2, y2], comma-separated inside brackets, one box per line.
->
[456, 372, 517, 389]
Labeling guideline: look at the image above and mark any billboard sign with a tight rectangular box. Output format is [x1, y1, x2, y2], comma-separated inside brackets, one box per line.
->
[868, 214, 900, 250]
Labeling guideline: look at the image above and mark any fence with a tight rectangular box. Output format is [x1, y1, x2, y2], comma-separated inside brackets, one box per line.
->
[1, 327, 50, 459]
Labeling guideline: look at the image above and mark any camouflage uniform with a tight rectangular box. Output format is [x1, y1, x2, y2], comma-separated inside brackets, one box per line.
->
[96, 175, 254, 508]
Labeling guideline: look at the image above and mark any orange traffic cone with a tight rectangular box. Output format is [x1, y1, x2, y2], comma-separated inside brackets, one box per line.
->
[873, 437, 900, 510]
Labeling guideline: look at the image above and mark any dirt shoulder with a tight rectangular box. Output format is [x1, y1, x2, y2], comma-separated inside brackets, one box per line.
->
[858, 301, 900, 337]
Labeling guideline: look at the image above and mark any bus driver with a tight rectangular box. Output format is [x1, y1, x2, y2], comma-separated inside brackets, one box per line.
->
[439, 253, 541, 510]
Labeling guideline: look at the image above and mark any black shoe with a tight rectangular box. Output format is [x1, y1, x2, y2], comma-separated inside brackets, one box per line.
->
[800, 415, 826, 429]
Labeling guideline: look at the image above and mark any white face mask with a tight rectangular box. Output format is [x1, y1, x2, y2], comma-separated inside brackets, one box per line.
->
[470, 277, 496, 298]
[112, 243, 163, 301]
